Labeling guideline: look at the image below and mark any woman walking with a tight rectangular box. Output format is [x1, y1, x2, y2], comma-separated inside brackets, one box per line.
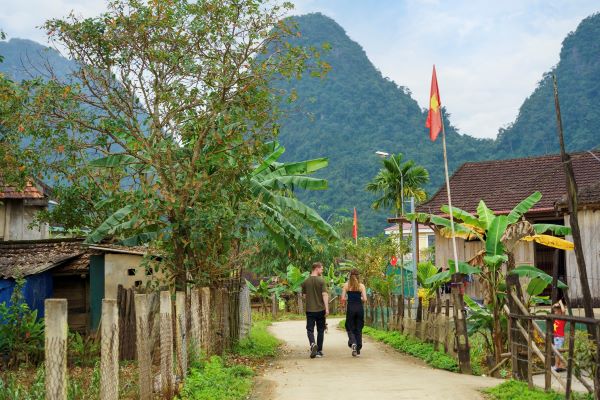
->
[341, 269, 367, 357]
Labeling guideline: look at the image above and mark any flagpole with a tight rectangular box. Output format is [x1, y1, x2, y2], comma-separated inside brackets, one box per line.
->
[439, 111, 460, 272]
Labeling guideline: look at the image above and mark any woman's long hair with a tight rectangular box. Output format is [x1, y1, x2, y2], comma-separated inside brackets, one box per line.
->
[348, 269, 360, 291]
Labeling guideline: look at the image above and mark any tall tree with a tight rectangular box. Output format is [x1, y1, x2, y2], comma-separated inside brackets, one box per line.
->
[366, 153, 429, 217]
[0, 0, 328, 288]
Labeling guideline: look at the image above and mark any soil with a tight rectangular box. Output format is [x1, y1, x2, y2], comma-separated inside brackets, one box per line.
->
[251, 318, 500, 400]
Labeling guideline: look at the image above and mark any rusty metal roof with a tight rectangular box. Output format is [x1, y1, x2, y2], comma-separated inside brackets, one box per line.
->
[0, 239, 88, 278]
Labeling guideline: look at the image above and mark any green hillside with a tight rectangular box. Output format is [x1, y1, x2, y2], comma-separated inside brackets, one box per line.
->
[275, 13, 493, 235]
[495, 12, 600, 156]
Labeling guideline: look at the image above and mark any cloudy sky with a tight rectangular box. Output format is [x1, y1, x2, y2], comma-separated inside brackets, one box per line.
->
[2, 0, 599, 138]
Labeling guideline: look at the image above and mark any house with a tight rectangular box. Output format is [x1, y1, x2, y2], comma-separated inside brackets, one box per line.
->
[389, 151, 600, 305]
[0, 181, 51, 240]
[0, 239, 159, 332]
[0, 239, 90, 330]
[384, 223, 435, 261]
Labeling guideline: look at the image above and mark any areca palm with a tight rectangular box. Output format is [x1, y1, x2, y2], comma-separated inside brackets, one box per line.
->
[366, 153, 429, 216]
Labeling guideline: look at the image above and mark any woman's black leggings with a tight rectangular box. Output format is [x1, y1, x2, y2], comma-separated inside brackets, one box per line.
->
[345, 302, 364, 350]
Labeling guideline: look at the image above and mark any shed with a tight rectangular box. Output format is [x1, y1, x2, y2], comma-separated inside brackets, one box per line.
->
[0, 180, 51, 241]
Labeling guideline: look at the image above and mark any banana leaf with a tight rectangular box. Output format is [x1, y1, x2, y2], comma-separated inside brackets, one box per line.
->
[506, 191, 542, 224]
[476, 200, 496, 230]
[521, 235, 574, 250]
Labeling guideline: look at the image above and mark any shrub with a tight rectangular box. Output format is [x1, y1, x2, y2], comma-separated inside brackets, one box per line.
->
[67, 331, 100, 367]
[362, 325, 458, 372]
[0, 279, 45, 368]
[482, 380, 595, 400]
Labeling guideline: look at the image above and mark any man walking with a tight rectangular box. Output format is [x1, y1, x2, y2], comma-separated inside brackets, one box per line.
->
[301, 262, 329, 358]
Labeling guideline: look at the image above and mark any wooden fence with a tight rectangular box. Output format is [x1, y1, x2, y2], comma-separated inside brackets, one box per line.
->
[364, 294, 458, 357]
[44, 284, 249, 400]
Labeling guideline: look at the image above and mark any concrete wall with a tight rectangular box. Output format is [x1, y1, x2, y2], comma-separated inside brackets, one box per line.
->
[103, 253, 155, 300]
[1, 200, 49, 240]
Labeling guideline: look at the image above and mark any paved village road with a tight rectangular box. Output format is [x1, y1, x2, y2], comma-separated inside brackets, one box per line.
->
[251, 318, 500, 400]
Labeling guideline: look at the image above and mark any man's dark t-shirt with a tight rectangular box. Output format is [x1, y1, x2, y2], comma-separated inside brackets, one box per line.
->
[301, 276, 328, 312]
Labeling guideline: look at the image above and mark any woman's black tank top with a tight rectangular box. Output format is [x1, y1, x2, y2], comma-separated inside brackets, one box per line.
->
[347, 290, 362, 303]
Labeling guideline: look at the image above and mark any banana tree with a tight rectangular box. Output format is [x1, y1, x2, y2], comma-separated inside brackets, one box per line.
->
[410, 191, 573, 364]
[246, 279, 273, 315]
[249, 142, 340, 252]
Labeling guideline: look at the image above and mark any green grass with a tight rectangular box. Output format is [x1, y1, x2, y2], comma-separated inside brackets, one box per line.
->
[483, 380, 593, 400]
[342, 319, 459, 372]
[180, 318, 281, 400]
[235, 319, 281, 358]
[178, 356, 253, 400]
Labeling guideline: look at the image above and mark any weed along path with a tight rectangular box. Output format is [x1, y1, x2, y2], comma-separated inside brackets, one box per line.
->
[252, 318, 499, 400]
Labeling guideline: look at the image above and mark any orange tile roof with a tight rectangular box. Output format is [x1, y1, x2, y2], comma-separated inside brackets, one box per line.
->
[0, 181, 46, 199]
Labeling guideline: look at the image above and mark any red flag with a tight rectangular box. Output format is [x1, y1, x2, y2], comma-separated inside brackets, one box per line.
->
[352, 207, 358, 241]
[390, 256, 398, 266]
[425, 65, 442, 141]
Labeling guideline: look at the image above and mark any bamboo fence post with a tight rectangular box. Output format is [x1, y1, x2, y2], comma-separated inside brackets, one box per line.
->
[221, 288, 231, 351]
[176, 291, 188, 380]
[451, 274, 471, 374]
[160, 291, 173, 398]
[271, 293, 277, 319]
[444, 299, 450, 353]
[101, 299, 119, 400]
[399, 295, 405, 333]
[200, 287, 211, 354]
[527, 319, 533, 390]
[135, 294, 152, 400]
[544, 319, 553, 392]
[45, 299, 68, 400]
[565, 322, 576, 399]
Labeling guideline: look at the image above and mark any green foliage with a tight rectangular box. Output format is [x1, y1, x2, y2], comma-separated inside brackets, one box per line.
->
[234, 320, 280, 358]
[178, 356, 253, 400]
[362, 326, 459, 372]
[0, 368, 45, 400]
[573, 330, 598, 381]
[67, 331, 100, 367]
[0, 279, 45, 368]
[483, 380, 585, 400]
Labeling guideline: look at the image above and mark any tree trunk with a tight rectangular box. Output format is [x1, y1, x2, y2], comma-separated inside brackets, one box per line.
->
[505, 252, 528, 380]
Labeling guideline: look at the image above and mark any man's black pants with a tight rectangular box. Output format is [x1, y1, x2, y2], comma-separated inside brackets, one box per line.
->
[306, 310, 326, 351]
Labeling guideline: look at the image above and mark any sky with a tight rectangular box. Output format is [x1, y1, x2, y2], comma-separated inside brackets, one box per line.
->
[2, 0, 599, 139]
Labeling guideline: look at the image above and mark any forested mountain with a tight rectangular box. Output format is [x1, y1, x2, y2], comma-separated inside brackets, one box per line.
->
[495, 13, 600, 157]
[2, 11, 600, 236]
[275, 13, 494, 234]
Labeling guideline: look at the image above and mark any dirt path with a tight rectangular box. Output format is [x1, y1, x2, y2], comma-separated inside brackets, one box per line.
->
[252, 318, 500, 400]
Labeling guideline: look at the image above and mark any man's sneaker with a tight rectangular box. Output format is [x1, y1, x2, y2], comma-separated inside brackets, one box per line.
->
[310, 343, 318, 359]
[316, 351, 324, 358]
[348, 340, 352, 348]
[351, 344, 357, 357]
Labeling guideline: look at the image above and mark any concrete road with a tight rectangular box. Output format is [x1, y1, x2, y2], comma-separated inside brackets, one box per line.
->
[251, 318, 501, 400]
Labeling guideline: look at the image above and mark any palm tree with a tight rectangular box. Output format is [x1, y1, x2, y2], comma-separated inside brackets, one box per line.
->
[366, 153, 429, 217]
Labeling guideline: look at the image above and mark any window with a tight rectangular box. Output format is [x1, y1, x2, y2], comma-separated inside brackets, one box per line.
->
[427, 235, 435, 247]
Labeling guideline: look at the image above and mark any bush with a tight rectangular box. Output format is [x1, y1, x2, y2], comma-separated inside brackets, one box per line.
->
[235, 320, 280, 358]
[178, 356, 253, 400]
[483, 380, 593, 400]
[361, 325, 459, 372]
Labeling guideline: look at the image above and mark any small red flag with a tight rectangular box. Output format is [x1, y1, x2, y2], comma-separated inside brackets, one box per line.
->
[352, 207, 358, 241]
[425, 65, 442, 141]
[390, 256, 398, 266]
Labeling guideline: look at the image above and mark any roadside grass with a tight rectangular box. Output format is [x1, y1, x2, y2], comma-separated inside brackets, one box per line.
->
[338, 320, 459, 372]
[178, 318, 281, 400]
[483, 380, 593, 400]
[235, 319, 281, 358]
